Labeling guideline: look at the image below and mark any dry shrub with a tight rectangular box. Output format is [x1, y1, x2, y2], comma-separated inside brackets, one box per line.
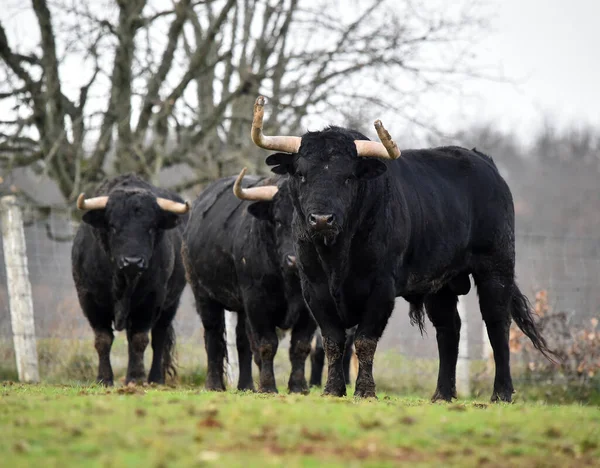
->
[509, 289, 600, 399]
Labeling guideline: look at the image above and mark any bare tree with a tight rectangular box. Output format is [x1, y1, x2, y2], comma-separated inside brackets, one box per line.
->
[0, 0, 490, 202]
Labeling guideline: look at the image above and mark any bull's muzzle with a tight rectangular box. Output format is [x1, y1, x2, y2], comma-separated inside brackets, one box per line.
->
[308, 213, 336, 231]
[118, 256, 147, 274]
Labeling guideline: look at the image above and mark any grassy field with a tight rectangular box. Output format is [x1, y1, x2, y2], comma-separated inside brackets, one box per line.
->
[1, 383, 599, 467]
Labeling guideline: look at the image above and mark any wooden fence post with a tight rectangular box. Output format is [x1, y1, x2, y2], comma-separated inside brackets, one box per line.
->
[224, 310, 239, 387]
[0, 195, 40, 382]
[456, 296, 470, 397]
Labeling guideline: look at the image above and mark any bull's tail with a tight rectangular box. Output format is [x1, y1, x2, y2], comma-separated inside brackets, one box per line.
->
[510, 283, 559, 364]
[163, 323, 178, 382]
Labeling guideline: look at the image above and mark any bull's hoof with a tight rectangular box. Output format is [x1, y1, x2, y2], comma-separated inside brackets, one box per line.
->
[205, 378, 226, 392]
[125, 375, 146, 386]
[97, 377, 114, 387]
[354, 385, 377, 399]
[323, 381, 347, 397]
[147, 372, 165, 385]
[288, 379, 310, 395]
[491, 388, 514, 403]
[431, 387, 457, 403]
[237, 381, 255, 392]
[258, 384, 278, 394]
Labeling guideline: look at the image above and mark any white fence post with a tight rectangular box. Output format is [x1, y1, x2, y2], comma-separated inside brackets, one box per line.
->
[456, 296, 470, 397]
[0, 195, 40, 382]
[224, 310, 239, 387]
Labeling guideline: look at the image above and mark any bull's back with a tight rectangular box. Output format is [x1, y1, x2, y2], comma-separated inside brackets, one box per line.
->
[386, 147, 514, 291]
[183, 177, 252, 310]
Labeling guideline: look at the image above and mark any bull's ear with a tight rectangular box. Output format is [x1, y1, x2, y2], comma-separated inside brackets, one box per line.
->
[247, 201, 272, 221]
[158, 212, 181, 230]
[266, 153, 294, 175]
[81, 210, 107, 229]
[355, 159, 387, 180]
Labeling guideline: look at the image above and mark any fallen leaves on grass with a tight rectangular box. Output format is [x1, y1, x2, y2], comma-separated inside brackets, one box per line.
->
[13, 440, 30, 453]
[197, 451, 220, 462]
[448, 403, 467, 412]
[117, 383, 146, 395]
[135, 408, 147, 417]
[300, 427, 327, 441]
[197, 409, 223, 429]
[358, 417, 384, 429]
[545, 427, 562, 439]
[399, 416, 417, 425]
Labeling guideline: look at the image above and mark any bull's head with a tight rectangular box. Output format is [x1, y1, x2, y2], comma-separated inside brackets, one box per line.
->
[232, 169, 297, 274]
[77, 189, 189, 276]
[248, 96, 400, 245]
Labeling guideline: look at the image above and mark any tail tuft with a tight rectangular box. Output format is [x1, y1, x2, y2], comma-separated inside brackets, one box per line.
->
[511, 284, 561, 364]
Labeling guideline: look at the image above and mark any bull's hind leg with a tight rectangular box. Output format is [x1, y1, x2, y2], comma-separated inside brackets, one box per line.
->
[474, 271, 514, 402]
[303, 286, 347, 397]
[236, 311, 255, 391]
[148, 304, 178, 384]
[309, 330, 325, 387]
[425, 286, 460, 402]
[246, 300, 279, 393]
[288, 307, 317, 394]
[342, 327, 356, 386]
[126, 329, 149, 384]
[197, 297, 227, 391]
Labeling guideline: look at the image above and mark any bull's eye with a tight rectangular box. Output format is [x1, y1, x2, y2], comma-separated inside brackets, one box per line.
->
[299, 175, 306, 184]
[148, 228, 155, 235]
[111, 226, 117, 234]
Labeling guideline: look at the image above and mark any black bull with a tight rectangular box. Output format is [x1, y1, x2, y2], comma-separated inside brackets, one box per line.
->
[71, 174, 189, 385]
[248, 99, 556, 402]
[181, 174, 354, 393]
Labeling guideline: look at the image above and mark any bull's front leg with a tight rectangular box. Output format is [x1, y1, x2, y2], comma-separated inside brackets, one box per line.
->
[302, 282, 347, 397]
[126, 329, 149, 384]
[354, 278, 395, 399]
[94, 328, 114, 386]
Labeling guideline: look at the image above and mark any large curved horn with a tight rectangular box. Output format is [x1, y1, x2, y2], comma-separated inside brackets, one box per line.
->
[76, 193, 109, 211]
[156, 197, 190, 214]
[233, 167, 278, 201]
[251, 96, 301, 153]
[353, 120, 401, 160]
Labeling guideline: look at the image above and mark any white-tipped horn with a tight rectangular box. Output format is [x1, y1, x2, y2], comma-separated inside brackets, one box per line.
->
[156, 197, 190, 214]
[233, 167, 278, 201]
[251, 96, 301, 154]
[353, 120, 400, 160]
[76, 193, 109, 211]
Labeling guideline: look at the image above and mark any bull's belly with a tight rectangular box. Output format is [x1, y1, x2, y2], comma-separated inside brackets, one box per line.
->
[401, 269, 471, 296]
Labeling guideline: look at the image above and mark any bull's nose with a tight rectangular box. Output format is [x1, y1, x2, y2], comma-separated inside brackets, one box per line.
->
[119, 256, 146, 271]
[285, 255, 297, 267]
[308, 213, 335, 230]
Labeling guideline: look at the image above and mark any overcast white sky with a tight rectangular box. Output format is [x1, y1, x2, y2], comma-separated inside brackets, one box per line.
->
[1, 0, 598, 146]
[435, 0, 600, 142]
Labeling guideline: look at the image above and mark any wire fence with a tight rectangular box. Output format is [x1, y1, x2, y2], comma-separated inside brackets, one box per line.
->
[0, 206, 599, 397]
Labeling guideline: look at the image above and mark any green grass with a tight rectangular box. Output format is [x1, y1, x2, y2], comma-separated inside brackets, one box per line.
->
[1, 383, 599, 467]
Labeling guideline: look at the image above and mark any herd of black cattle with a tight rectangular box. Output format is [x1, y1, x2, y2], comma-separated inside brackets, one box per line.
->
[71, 97, 556, 403]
